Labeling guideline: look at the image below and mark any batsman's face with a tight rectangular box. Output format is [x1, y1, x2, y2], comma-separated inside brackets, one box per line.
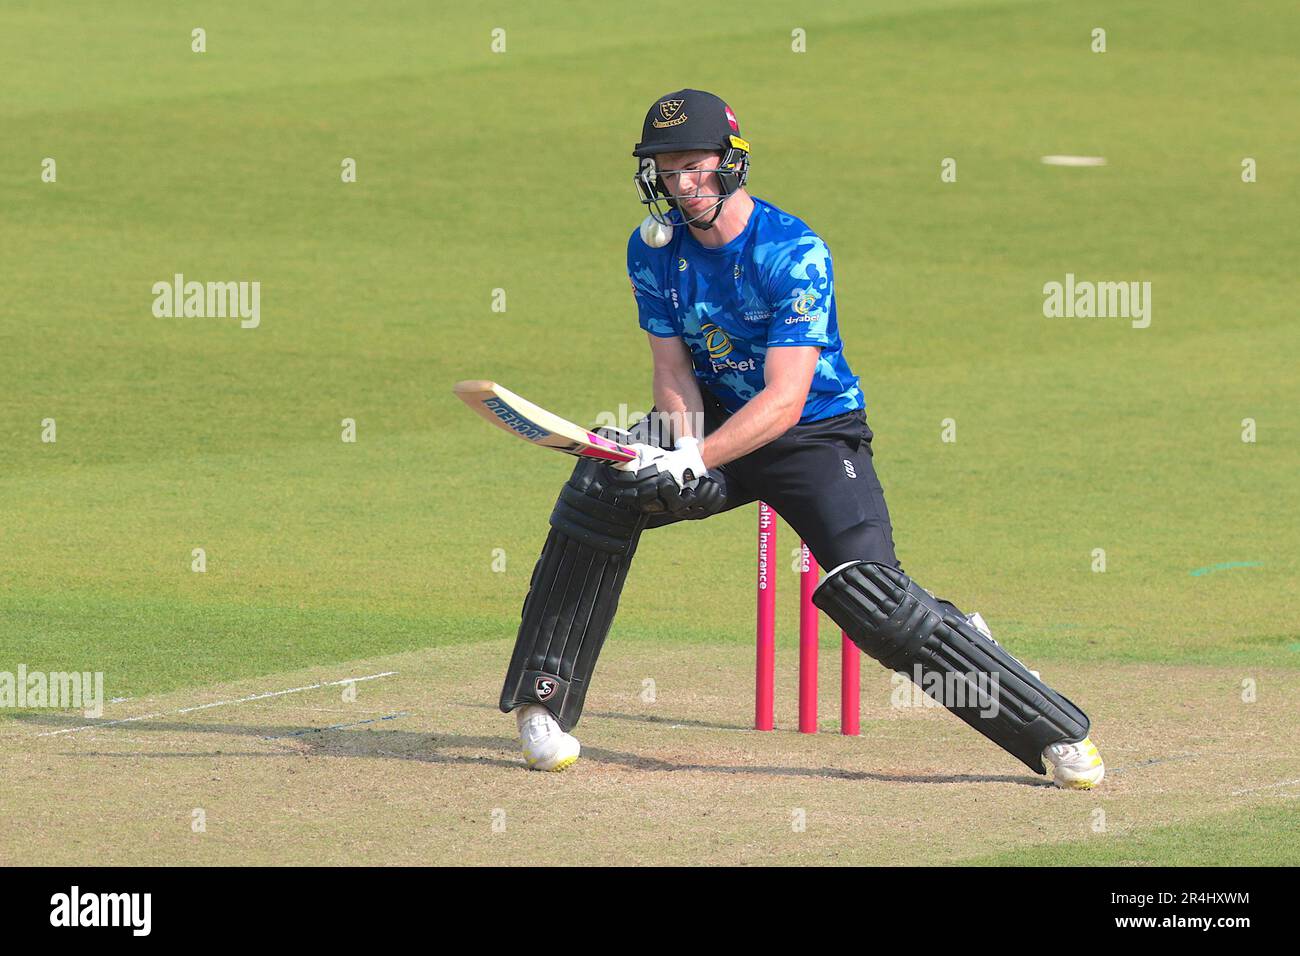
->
[656, 150, 723, 210]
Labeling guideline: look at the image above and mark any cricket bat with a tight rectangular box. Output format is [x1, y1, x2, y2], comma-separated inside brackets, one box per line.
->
[452, 380, 638, 463]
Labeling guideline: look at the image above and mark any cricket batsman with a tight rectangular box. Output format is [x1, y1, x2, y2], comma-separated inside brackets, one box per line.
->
[499, 89, 1105, 789]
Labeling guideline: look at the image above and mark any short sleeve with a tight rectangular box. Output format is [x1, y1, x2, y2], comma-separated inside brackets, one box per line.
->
[627, 231, 678, 338]
[763, 235, 833, 348]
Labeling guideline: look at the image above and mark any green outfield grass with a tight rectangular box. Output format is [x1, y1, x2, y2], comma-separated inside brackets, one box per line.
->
[968, 801, 1300, 866]
[1, 0, 1296, 864]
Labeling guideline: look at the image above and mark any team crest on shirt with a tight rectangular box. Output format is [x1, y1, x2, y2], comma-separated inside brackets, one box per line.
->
[678, 258, 688, 271]
[698, 322, 756, 372]
[700, 322, 734, 358]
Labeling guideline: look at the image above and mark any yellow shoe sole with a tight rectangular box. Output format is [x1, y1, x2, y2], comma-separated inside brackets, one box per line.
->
[525, 752, 579, 772]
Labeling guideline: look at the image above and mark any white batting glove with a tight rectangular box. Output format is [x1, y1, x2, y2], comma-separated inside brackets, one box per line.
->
[611, 442, 672, 473]
[670, 437, 707, 487]
[611, 438, 705, 489]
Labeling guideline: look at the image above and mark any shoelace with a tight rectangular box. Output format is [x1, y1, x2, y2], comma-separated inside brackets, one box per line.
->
[524, 715, 557, 741]
[1048, 742, 1079, 760]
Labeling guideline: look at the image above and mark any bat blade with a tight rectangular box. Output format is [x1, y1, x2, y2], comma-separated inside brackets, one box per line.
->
[452, 380, 637, 463]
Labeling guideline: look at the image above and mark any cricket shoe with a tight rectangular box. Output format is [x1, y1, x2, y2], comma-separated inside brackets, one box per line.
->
[1042, 736, 1105, 789]
[967, 613, 1103, 787]
[515, 704, 580, 772]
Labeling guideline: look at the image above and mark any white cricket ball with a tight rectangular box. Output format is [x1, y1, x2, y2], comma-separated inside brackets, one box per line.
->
[639, 215, 673, 248]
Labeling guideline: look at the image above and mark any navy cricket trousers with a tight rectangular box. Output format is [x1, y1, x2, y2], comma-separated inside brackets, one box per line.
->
[637, 388, 901, 573]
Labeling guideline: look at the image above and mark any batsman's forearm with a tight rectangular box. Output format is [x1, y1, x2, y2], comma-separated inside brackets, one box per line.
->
[699, 388, 801, 468]
[652, 367, 705, 443]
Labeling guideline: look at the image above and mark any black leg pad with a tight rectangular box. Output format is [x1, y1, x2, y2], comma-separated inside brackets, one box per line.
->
[813, 562, 1090, 773]
[498, 457, 648, 731]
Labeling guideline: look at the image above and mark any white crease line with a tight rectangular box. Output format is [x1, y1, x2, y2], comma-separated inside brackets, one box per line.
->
[1231, 777, 1300, 796]
[34, 672, 399, 738]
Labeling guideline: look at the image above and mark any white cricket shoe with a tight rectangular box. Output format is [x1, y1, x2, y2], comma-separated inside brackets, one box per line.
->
[1043, 736, 1105, 789]
[515, 704, 580, 772]
[966, 611, 1101, 787]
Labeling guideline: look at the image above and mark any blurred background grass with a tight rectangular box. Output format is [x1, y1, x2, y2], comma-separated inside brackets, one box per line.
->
[1, 0, 1296, 697]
